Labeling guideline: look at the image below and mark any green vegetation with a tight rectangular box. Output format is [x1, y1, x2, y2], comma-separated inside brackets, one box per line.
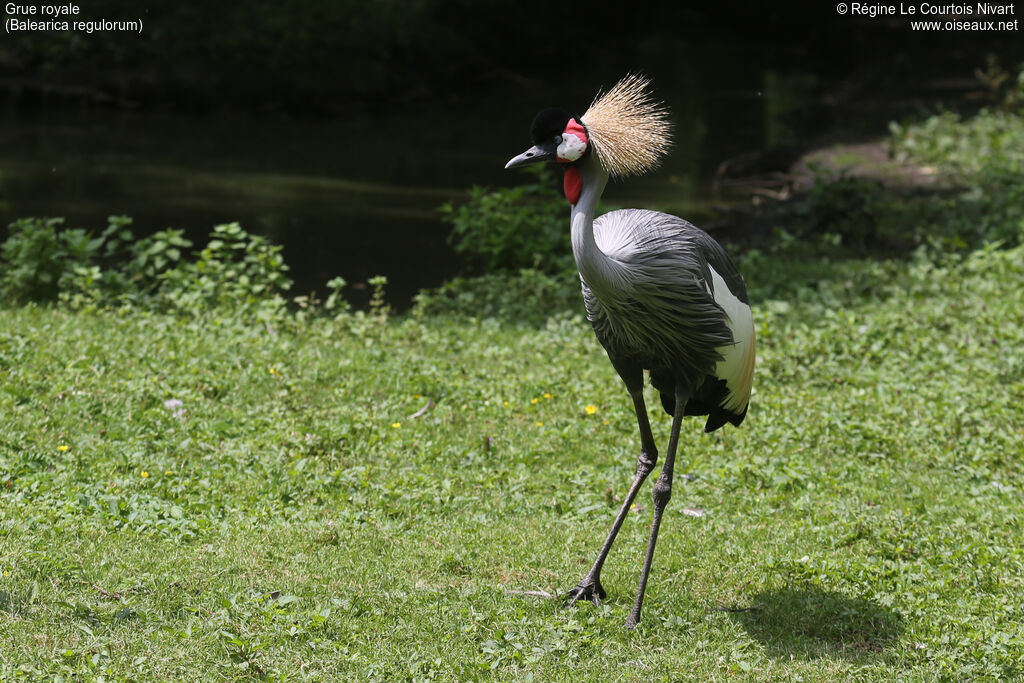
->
[891, 59, 1024, 179]
[891, 108, 1024, 178]
[785, 98, 1024, 255]
[2, 101, 1024, 680]
[441, 165, 575, 275]
[2, 239, 1022, 680]
[1, 218, 293, 318]
[882, 65, 1024, 253]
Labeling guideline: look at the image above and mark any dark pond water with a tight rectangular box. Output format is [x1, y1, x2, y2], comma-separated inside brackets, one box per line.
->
[0, 49, 962, 307]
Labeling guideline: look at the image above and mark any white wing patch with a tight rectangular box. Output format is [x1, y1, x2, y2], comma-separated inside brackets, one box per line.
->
[593, 210, 684, 263]
[708, 265, 755, 413]
[592, 212, 637, 262]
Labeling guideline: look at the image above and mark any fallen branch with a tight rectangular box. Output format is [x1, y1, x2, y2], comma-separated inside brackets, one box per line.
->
[506, 588, 556, 600]
[408, 399, 434, 419]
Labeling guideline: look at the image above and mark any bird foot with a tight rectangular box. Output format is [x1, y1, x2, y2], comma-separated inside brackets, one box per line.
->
[565, 577, 606, 607]
[624, 612, 640, 630]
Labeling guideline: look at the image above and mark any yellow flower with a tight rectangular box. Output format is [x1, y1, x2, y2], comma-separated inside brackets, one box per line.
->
[530, 398, 539, 405]
[140, 471, 150, 478]
[584, 405, 598, 415]
[165, 470, 173, 475]
[413, 394, 421, 399]
[57, 445, 69, 452]
[535, 421, 544, 427]
[2, 571, 8, 577]
[603, 420, 610, 425]
[543, 393, 552, 399]
[269, 367, 278, 376]
[391, 422, 401, 429]
[503, 401, 509, 407]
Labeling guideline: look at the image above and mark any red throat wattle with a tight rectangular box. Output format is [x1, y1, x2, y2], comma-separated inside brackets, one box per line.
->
[563, 166, 582, 205]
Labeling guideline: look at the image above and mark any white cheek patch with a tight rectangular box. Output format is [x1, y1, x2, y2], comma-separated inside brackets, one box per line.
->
[557, 133, 587, 162]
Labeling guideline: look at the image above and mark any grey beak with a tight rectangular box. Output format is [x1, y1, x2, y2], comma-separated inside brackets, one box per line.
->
[505, 144, 556, 169]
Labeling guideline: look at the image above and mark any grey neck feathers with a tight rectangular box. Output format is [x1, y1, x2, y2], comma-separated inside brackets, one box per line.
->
[570, 155, 624, 293]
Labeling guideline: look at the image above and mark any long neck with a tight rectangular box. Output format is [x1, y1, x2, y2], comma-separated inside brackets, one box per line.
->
[569, 154, 621, 292]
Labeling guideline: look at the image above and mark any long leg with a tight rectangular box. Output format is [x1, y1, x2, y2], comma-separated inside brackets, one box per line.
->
[567, 364, 658, 606]
[625, 383, 688, 629]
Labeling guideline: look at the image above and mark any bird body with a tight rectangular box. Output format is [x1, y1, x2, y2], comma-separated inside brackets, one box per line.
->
[575, 169, 754, 431]
[587, 209, 753, 426]
[505, 75, 755, 628]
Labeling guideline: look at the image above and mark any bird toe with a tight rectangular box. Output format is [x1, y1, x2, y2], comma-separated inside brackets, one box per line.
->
[565, 578, 606, 607]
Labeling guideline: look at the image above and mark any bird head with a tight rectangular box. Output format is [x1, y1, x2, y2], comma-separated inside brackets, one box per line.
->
[504, 108, 590, 170]
[505, 75, 673, 179]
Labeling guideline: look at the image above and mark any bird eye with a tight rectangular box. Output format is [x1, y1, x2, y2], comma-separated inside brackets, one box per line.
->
[553, 135, 562, 144]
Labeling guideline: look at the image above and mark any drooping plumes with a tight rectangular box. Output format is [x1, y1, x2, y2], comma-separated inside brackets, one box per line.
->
[581, 74, 673, 179]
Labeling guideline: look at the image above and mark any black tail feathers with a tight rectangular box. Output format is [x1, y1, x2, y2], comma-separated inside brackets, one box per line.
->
[651, 370, 746, 433]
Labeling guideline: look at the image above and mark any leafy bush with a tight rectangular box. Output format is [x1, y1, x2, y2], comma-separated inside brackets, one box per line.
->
[973, 55, 1024, 113]
[890, 63, 1024, 180]
[323, 276, 351, 315]
[441, 165, 574, 274]
[0, 216, 135, 303]
[1, 217, 76, 301]
[887, 102, 1024, 249]
[792, 166, 884, 248]
[970, 165, 1024, 245]
[0, 218, 298, 316]
[890, 109, 1024, 178]
[124, 228, 194, 294]
[157, 222, 292, 315]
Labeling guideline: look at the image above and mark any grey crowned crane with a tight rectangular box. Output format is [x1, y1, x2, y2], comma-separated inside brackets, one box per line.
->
[505, 75, 756, 629]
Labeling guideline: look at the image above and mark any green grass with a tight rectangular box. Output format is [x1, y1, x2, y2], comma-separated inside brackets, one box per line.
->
[1, 243, 1023, 681]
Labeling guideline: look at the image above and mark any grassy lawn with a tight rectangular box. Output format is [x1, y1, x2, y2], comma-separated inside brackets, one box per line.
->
[1, 241, 1022, 681]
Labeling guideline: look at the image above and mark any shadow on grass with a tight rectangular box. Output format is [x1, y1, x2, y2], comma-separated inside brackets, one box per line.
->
[728, 587, 902, 660]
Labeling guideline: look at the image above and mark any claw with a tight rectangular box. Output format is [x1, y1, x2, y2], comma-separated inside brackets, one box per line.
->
[565, 578, 607, 607]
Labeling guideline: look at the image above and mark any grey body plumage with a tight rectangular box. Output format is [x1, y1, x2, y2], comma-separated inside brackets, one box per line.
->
[584, 208, 749, 430]
[505, 75, 755, 628]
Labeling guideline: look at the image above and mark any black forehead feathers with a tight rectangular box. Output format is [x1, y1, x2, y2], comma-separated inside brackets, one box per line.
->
[530, 107, 572, 145]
